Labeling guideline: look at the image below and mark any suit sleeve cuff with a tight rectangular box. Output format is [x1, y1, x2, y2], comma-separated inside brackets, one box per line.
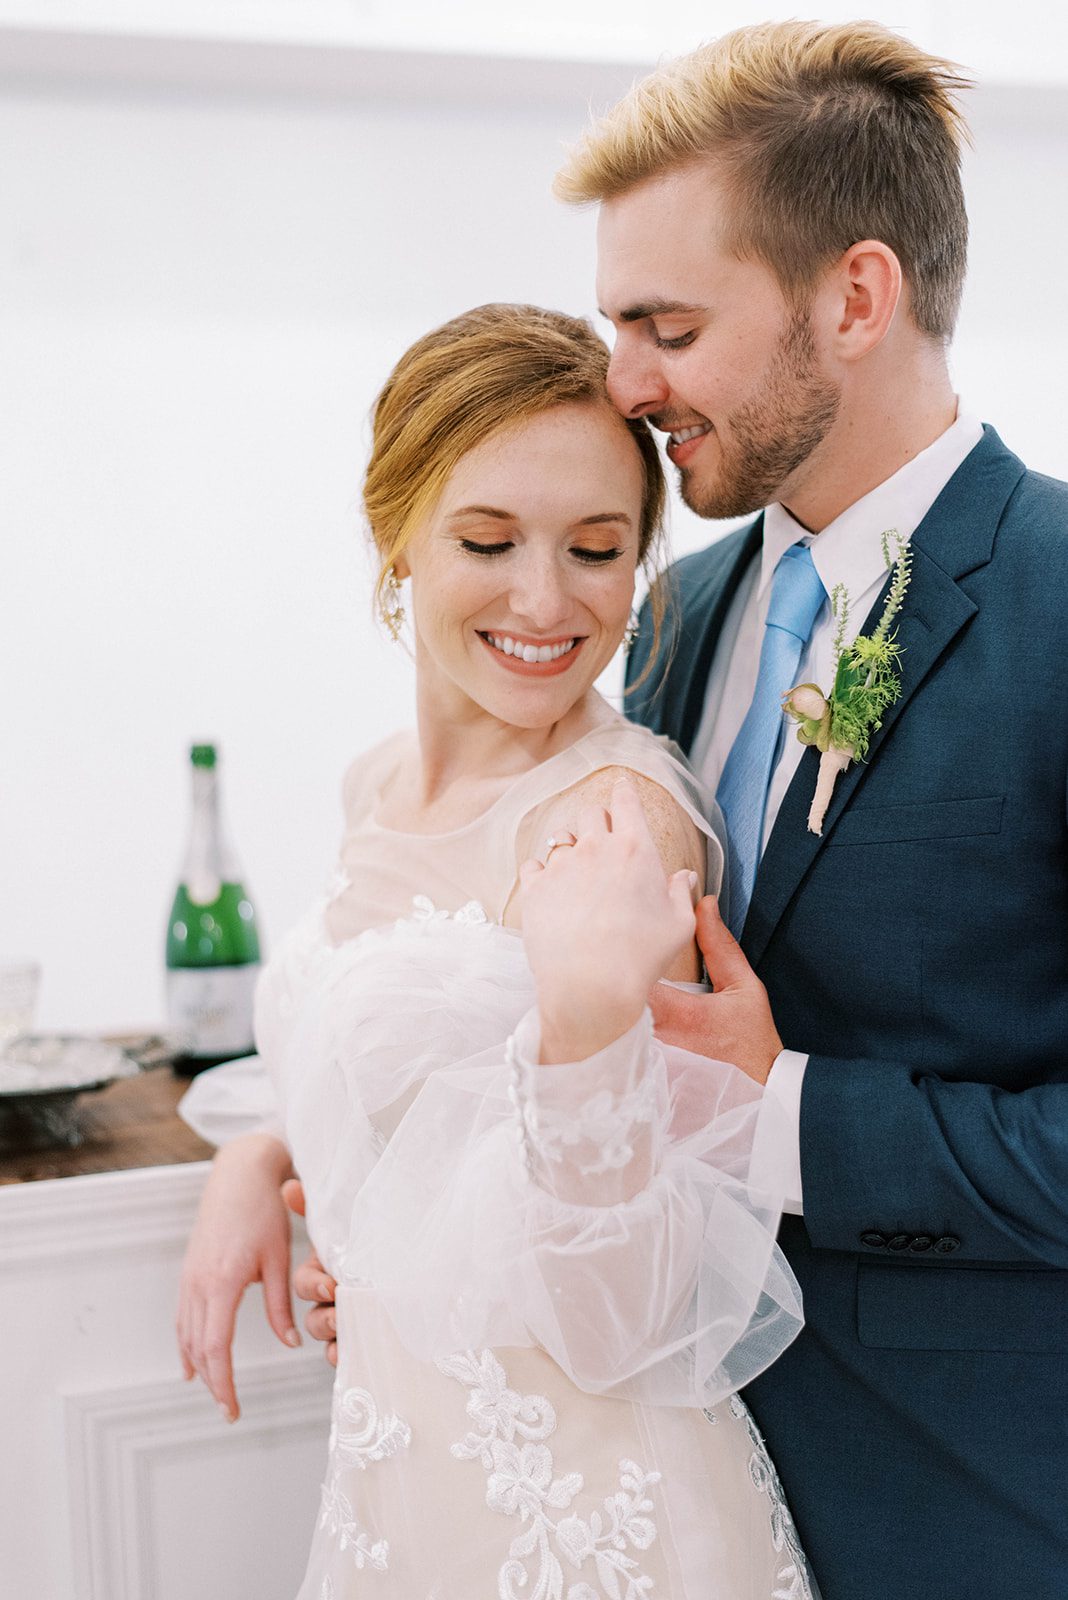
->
[750, 1050, 807, 1215]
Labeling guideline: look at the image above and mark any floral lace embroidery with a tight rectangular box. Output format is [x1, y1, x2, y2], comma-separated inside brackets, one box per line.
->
[726, 1395, 817, 1600]
[439, 1348, 660, 1600]
[509, 1039, 660, 1178]
[317, 1383, 412, 1574]
[411, 894, 490, 927]
[324, 866, 353, 903]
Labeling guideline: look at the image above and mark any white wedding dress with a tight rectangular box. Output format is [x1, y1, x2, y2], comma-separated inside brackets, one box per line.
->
[181, 706, 817, 1600]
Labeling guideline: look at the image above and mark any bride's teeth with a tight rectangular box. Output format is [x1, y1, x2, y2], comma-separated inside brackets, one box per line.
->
[484, 633, 577, 661]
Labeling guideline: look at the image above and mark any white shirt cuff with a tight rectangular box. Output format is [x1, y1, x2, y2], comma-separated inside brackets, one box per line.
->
[750, 1049, 807, 1215]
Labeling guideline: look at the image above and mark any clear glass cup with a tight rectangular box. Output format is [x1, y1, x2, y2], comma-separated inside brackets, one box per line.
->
[0, 961, 41, 1052]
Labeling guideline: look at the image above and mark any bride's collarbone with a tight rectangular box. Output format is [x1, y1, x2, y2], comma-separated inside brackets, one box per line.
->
[379, 764, 522, 835]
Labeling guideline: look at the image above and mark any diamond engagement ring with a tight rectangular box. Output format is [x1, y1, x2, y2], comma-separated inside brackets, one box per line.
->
[542, 831, 578, 864]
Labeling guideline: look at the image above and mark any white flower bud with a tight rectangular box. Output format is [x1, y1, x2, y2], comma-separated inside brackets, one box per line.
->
[785, 684, 829, 721]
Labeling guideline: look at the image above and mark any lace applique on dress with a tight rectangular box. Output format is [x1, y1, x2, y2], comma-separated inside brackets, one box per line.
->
[324, 867, 353, 903]
[439, 1349, 661, 1600]
[410, 894, 491, 927]
[317, 1382, 412, 1574]
[726, 1395, 817, 1600]
[508, 1037, 660, 1179]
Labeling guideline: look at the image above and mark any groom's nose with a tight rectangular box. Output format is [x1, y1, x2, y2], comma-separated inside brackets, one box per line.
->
[606, 336, 671, 420]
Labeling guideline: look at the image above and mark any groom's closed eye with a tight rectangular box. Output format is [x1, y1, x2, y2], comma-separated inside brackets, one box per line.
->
[653, 330, 698, 351]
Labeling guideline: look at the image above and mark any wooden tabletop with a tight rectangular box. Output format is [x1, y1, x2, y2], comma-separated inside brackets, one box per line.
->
[0, 1066, 214, 1186]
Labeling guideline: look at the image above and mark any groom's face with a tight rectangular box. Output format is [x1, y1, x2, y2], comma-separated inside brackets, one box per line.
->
[596, 163, 840, 519]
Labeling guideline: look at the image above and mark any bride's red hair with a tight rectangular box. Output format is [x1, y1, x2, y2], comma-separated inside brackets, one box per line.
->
[363, 303, 669, 674]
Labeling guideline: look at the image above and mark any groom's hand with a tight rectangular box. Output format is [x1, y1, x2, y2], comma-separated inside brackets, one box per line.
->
[650, 896, 783, 1085]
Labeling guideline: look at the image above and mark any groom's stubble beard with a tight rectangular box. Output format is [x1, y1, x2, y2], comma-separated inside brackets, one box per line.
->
[678, 309, 841, 521]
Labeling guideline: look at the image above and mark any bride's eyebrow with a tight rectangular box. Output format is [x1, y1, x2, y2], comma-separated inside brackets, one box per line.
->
[446, 506, 515, 521]
[446, 508, 632, 530]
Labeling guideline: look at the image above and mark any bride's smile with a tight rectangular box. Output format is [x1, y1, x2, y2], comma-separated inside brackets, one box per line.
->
[394, 401, 645, 733]
[475, 629, 586, 676]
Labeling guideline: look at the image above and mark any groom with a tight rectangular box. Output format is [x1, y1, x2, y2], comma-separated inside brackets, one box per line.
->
[552, 19, 1068, 1600]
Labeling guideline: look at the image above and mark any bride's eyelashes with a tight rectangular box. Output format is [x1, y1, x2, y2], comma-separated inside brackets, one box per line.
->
[458, 538, 625, 565]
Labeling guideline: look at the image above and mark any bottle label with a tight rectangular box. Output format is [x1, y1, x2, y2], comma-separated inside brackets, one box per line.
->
[166, 965, 260, 1058]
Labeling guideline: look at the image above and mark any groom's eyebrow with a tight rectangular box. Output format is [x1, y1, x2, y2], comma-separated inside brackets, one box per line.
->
[602, 298, 706, 323]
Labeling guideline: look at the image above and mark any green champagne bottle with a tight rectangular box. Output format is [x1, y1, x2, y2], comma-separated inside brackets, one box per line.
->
[165, 743, 261, 1076]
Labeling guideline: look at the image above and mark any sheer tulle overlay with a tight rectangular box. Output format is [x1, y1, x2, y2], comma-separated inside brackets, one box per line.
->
[180, 711, 817, 1599]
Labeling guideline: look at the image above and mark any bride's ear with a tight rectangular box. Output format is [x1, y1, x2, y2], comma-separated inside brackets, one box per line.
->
[393, 553, 411, 580]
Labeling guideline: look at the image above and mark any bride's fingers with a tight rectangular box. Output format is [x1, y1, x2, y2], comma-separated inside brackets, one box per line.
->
[176, 1290, 195, 1381]
[574, 800, 611, 838]
[669, 868, 702, 916]
[201, 1291, 241, 1422]
[608, 778, 655, 846]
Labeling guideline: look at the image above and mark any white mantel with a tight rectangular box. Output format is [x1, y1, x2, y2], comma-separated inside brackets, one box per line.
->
[0, 1164, 333, 1599]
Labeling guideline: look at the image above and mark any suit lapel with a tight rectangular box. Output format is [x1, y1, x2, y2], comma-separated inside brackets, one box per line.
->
[742, 426, 1026, 970]
[674, 518, 763, 753]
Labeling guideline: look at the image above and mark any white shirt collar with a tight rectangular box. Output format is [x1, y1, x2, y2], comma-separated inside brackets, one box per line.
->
[759, 407, 985, 602]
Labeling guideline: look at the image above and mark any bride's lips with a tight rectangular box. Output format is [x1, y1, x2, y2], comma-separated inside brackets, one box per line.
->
[476, 632, 586, 677]
[665, 424, 713, 468]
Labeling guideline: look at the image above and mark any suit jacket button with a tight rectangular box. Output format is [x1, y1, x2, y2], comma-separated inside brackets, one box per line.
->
[909, 1234, 934, 1252]
[859, 1231, 887, 1248]
[934, 1235, 961, 1254]
[887, 1233, 912, 1251]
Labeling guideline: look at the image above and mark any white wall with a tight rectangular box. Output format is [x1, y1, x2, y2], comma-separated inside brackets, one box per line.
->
[2, 16, 1066, 1032]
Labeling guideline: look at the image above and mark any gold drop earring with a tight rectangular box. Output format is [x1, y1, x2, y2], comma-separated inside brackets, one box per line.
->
[623, 611, 640, 653]
[380, 566, 405, 641]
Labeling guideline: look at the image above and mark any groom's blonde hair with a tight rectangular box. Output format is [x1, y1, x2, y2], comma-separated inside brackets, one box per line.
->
[555, 20, 971, 342]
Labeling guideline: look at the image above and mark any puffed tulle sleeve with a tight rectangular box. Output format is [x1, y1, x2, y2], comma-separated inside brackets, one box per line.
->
[340, 986, 803, 1409]
[177, 1053, 283, 1146]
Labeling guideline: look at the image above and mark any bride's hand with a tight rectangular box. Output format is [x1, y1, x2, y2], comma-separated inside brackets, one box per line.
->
[519, 778, 698, 1064]
[177, 1133, 300, 1422]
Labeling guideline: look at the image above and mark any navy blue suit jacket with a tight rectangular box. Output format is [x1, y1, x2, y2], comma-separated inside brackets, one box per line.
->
[627, 427, 1068, 1599]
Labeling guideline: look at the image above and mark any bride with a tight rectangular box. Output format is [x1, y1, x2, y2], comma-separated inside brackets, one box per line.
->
[178, 302, 816, 1599]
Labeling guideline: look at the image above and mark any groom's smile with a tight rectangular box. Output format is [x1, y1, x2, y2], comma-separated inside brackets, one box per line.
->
[596, 164, 842, 523]
[656, 418, 715, 468]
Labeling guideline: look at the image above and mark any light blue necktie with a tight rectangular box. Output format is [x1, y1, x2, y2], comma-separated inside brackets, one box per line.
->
[716, 542, 826, 937]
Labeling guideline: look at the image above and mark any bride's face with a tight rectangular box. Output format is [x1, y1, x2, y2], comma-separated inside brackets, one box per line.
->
[398, 402, 646, 730]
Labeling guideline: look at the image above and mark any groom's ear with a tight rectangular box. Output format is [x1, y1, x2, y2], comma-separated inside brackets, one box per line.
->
[826, 239, 902, 361]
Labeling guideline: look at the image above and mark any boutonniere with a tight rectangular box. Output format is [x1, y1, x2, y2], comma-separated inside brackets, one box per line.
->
[782, 530, 913, 836]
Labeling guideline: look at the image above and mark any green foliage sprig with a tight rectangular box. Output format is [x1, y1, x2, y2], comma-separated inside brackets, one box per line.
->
[782, 530, 913, 834]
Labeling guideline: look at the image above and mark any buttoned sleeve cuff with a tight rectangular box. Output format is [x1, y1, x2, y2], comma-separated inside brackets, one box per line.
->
[750, 1049, 807, 1215]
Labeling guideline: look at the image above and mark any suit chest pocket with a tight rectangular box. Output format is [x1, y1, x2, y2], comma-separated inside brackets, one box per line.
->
[827, 794, 1004, 849]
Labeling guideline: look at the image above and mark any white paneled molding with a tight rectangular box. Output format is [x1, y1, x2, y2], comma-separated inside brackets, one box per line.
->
[0, 1163, 333, 1599]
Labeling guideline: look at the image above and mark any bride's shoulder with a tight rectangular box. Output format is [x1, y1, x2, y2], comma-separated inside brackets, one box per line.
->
[340, 728, 416, 825]
[561, 714, 713, 825]
[518, 716, 711, 883]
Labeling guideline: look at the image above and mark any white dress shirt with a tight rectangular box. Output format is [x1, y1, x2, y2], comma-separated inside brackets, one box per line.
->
[692, 408, 985, 1212]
